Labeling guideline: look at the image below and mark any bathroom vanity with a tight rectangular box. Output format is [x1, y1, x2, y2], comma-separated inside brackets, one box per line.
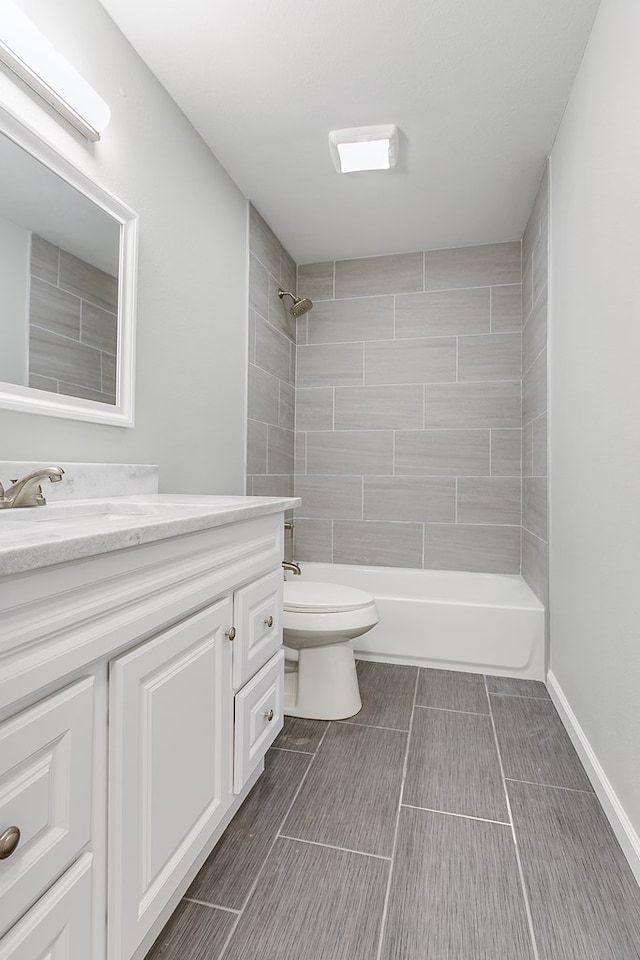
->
[0, 481, 297, 960]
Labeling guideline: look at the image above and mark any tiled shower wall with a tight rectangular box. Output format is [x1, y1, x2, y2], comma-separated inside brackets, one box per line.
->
[29, 235, 118, 403]
[521, 168, 549, 605]
[246, 205, 297, 505]
[294, 244, 523, 571]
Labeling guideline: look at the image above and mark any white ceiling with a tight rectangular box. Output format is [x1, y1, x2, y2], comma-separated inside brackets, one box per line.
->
[99, 0, 600, 264]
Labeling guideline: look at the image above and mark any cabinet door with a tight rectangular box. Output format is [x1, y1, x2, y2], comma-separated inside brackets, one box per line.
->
[108, 600, 233, 960]
[233, 568, 283, 689]
[0, 678, 93, 937]
[0, 853, 92, 960]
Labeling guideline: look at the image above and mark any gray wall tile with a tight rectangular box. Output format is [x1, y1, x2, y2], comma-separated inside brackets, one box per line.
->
[364, 477, 455, 522]
[252, 474, 293, 497]
[522, 420, 533, 477]
[267, 424, 294, 475]
[491, 283, 522, 332]
[81, 302, 118, 355]
[279, 381, 295, 430]
[521, 529, 549, 606]
[457, 332, 522, 382]
[334, 385, 423, 430]
[307, 296, 393, 344]
[297, 342, 363, 387]
[281, 247, 297, 296]
[335, 251, 423, 298]
[395, 287, 490, 338]
[395, 430, 490, 476]
[532, 226, 548, 305]
[248, 363, 280, 424]
[295, 387, 334, 430]
[256, 315, 293, 384]
[532, 413, 547, 475]
[522, 476, 547, 540]
[365, 337, 456, 385]
[293, 517, 332, 561]
[100, 352, 116, 398]
[30, 277, 80, 339]
[294, 432, 306, 474]
[247, 418, 268, 474]
[523, 289, 547, 372]
[491, 429, 521, 476]
[30, 325, 102, 391]
[306, 430, 393, 475]
[249, 253, 269, 318]
[457, 477, 521, 524]
[268, 276, 296, 340]
[58, 249, 118, 312]
[522, 350, 546, 424]
[425, 523, 521, 573]
[297, 261, 334, 301]
[426, 381, 521, 428]
[296, 475, 362, 519]
[249, 205, 282, 280]
[334, 520, 423, 567]
[424, 241, 521, 291]
[30, 234, 58, 283]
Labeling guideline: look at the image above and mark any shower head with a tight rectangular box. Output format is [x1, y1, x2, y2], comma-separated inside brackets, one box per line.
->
[278, 288, 314, 318]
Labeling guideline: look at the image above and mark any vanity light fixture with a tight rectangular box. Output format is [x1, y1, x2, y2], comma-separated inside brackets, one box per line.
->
[329, 124, 399, 173]
[0, 1, 111, 141]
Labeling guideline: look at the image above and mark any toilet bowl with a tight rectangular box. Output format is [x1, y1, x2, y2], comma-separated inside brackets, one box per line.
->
[282, 580, 380, 721]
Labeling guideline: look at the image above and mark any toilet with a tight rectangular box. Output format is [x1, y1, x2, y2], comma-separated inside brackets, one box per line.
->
[282, 579, 380, 721]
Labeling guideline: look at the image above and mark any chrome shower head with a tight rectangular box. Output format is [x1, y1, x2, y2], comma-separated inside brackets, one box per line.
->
[278, 288, 314, 318]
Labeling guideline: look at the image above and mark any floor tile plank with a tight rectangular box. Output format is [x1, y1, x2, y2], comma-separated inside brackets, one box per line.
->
[145, 901, 235, 960]
[187, 749, 311, 909]
[509, 780, 640, 960]
[273, 716, 329, 753]
[224, 837, 389, 960]
[404, 705, 508, 821]
[380, 806, 535, 960]
[491, 694, 593, 791]
[416, 667, 489, 713]
[349, 660, 417, 729]
[283, 723, 406, 856]
[486, 675, 550, 699]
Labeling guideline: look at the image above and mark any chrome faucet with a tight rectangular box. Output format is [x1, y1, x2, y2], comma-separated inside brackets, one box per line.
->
[282, 560, 301, 575]
[0, 466, 65, 508]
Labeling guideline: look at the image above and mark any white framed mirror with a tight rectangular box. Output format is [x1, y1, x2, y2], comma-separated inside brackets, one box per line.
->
[0, 100, 137, 427]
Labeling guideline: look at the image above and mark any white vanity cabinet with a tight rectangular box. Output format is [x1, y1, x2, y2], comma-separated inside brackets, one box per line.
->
[0, 506, 290, 960]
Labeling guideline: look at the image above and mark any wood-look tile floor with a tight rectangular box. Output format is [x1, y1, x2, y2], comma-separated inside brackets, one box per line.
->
[146, 663, 640, 960]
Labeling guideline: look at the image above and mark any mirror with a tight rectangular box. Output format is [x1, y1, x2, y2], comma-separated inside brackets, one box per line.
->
[0, 101, 137, 426]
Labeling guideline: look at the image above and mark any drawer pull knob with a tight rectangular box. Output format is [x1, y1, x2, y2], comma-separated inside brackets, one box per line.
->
[264, 615, 274, 628]
[225, 626, 237, 641]
[0, 826, 20, 860]
[265, 709, 274, 722]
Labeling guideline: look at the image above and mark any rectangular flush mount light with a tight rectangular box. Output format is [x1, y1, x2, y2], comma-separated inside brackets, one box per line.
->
[329, 124, 398, 173]
[0, 0, 110, 141]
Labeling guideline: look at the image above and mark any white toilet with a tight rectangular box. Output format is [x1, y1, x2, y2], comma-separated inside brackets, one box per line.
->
[282, 579, 380, 720]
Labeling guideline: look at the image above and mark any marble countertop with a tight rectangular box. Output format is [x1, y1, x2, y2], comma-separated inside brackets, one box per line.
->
[0, 494, 299, 577]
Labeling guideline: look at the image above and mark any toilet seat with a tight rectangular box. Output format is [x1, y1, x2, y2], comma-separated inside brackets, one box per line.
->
[284, 581, 375, 614]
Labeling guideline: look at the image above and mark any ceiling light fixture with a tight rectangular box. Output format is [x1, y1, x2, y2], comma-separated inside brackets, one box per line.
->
[0, 1, 111, 141]
[329, 124, 399, 174]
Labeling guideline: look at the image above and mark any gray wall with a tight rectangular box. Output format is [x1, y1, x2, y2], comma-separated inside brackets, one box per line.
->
[0, 0, 248, 496]
[549, 0, 640, 858]
[521, 168, 549, 607]
[28, 235, 118, 404]
[246, 205, 297, 500]
[294, 244, 523, 571]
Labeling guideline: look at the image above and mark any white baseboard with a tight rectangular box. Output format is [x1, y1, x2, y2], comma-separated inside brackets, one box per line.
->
[547, 670, 640, 886]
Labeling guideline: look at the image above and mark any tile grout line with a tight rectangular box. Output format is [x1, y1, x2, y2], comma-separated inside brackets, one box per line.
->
[414, 703, 490, 718]
[182, 897, 241, 915]
[484, 675, 541, 960]
[374, 668, 421, 960]
[504, 776, 595, 795]
[338, 719, 410, 733]
[270, 745, 315, 755]
[400, 803, 511, 826]
[278, 834, 392, 862]
[217, 722, 332, 960]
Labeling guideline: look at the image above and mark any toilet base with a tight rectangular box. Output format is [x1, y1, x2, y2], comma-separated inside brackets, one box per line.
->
[283, 641, 362, 720]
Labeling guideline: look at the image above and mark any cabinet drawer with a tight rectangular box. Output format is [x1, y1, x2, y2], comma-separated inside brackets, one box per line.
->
[0, 852, 92, 960]
[0, 678, 93, 936]
[233, 568, 283, 690]
[234, 650, 284, 793]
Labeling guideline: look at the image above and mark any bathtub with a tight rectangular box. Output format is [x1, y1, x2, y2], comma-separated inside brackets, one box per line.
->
[294, 563, 545, 680]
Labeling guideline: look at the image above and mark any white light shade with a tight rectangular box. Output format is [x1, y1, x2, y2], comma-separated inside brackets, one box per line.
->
[329, 125, 398, 174]
[0, 1, 110, 141]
